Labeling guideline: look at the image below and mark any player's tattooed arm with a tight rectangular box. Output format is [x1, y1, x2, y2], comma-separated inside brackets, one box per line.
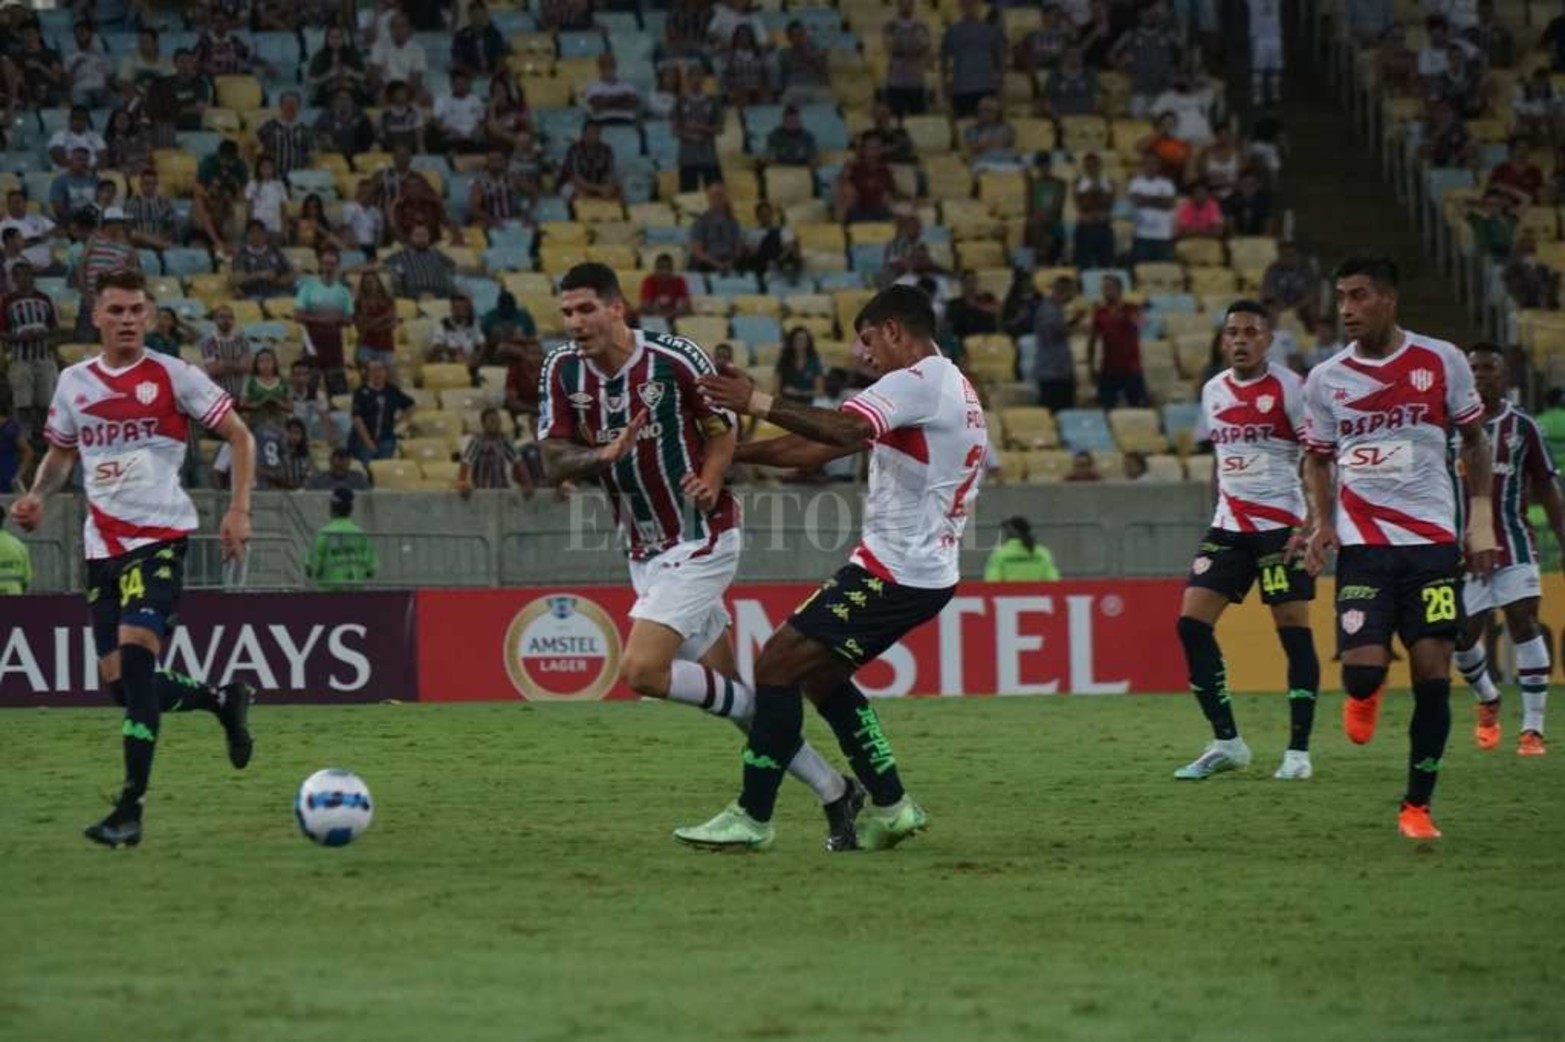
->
[9, 445, 79, 531]
[542, 413, 648, 483]
[696, 366, 873, 448]
[1459, 419, 1497, 579]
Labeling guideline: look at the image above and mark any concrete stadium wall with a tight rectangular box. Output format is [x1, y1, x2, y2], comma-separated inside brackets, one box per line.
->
[4, 482, 1213, 592]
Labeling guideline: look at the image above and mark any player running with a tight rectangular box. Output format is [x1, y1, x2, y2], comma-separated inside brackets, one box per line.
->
[1302, 255, 1495, 841]
[1452, 343, 1563, 756]
[1174, 300, 1320, 782]
[676, 285, 987, 852]
[536, 263, 859, 846]
[11, 268, 257, 848]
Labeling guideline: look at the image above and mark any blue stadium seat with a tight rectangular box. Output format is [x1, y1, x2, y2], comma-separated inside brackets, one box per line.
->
[137, 250, 163, 275]
[415, 33, 451, 71]
[411, 154, 453, 179]
[643, 226, 688, 246]
[641, 11, 667, 38]
[1162, 402, 1202, 441]
[36, 276, 69, 297]
[163, 297, 208, 320]
[732, 315, 781, 347]
[557, 31, 606, 58]
[176, 131, 226, 157]
[38, 108, 71, 138]
[640, 315, 672, 335]
[608, 32, 655, 64]
[254, 32, 301, 76]
[1424, 167, 1475, 210]
[340, 249, 368, 269]
[446, 172, 476, 224]
[616, 155, 656, 204]
[532, 196, 571, 223]
[1057, 409, 1117, 451]
[815, 271, 864, 291]
[769, 274, 816, 295]
[596, 12, 640, 33]
[483, 245, 532, 273]
[288, 169, 338, 199]
[1010, 247, 1035, 271]
[849, 243, 884, 273]
[491, 10, 537, 35]
[1149, 292, 1198, 313]
[487, 225, 534, 251]
[1080, 268, 1133, 299]
[243, 321, 291, 341]
[800, 106, 849, 151]
[4, 152, 45, 175]
[455, 276, 501, 314]
[162, 249, 215, 278]
[1015, 334, 1038, 378]
[793, 8, 845, 34]
[23, 172, 55, 207]
[600, 123, 643, 159]
[643, 122, 679, 167]
[708, 273, 760, 296]
[102, 32, 139, 56]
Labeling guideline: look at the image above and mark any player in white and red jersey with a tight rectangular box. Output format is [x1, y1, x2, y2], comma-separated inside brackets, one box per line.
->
[1452, 344, 1565, 755]
[677, 285, 987, 852]
[536, 264, 858, 847]
[1173, 301, 1321, 783]
[10, 268, 257, 848]
[1301, 254, 1497, 840]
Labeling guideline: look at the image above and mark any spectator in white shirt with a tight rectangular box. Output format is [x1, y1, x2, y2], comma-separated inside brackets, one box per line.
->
[433, 69, 488, 153]
[1127, 153, 1177, 263]
[707, 0, 769, 50]
[48, 107, 108, 169]
[0, 190, 59, 273]
[1148, 75, 1215, 148]
[244, 154, 290, 236]
[341, 177, 387, 257]
[370, 12, 429, 103]
[65, 21, 115, 107]
[582, 53, 641, 124]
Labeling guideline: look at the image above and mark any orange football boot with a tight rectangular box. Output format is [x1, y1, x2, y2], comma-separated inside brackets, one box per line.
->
[1343, 686, 1383, 745]
[1474, 700, 1501, 750]
[1398, 801, 1442, 840]
[1518, 730, 1547, 756]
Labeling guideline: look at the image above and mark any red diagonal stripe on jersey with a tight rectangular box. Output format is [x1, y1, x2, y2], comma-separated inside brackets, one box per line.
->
[1341, 485, 1452, 544]
[89, 504, 190, 558]
[852, 542, 896, 583]
[1223, 492, 1303, 532]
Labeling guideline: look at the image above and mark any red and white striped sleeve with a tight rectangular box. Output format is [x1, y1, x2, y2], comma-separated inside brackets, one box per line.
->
[42, 370, 77, 448]
[841, 362, 943, 440]
[1300, 362, 1336, 457]
[1443, 343, 1483, 427]
[170, 355, 234, 430]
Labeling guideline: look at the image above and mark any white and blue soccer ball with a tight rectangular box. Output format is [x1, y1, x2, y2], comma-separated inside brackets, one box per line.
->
[295, 769, 374, 847]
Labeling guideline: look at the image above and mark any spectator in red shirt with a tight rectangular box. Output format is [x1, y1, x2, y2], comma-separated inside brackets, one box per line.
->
[1086, 273, 1148, 408]
[1486, 137, 1544, 207]
[639, 252, 692, 319]
[834, 133, 898, 223]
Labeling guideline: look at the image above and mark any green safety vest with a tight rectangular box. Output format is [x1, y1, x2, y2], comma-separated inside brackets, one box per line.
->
[304, 518, 378, 590]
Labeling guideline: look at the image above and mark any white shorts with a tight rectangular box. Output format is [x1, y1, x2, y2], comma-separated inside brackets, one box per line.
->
[628, 527, 740, 661]
[1463, 563, 1543, 615]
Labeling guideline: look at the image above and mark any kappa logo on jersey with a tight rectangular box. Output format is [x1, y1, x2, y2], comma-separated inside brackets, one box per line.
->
[1256, 394, 1275, 413]
[1333, 387, 1349, 402]
[1341, 609, 1365, 635]
[1410, 368, 1434, 392]
[135, 381, 159, 405]
[638, 381, 665, 408]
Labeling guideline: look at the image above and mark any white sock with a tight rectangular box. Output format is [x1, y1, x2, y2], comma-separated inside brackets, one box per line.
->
[671, 662, 846, 803]
[1515, 634, 1550, 734]
[1454, 644, 1501, 703]
[667, 661, 754, 719]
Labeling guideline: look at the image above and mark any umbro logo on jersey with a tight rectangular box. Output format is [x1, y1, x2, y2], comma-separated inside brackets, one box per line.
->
[135, 381, 159, 405]
[1256, 394, 1275, 413]
[568, 392, 594, 408]
[638, 381, 665, 408]
[1410, 369, 1434, 392]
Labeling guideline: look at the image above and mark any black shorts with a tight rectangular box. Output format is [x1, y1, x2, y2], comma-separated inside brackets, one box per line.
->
[1335, 543, 1463, 652]
[1187, 527, 1315, 605]
[788, 565, 954, 669]
[85, 539, 188, 659]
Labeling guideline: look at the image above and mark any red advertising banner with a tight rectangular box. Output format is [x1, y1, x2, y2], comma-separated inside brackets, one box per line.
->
[416, 581, 1188, 702]
[0, 592, 419, 707]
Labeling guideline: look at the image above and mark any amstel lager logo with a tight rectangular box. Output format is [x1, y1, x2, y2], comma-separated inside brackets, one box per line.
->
[503, 595, 622, 701]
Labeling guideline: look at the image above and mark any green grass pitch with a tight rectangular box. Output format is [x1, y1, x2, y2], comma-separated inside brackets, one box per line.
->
[2, 694, 1562, 1042]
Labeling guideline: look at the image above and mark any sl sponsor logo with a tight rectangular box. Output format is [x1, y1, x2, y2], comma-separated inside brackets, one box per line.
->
[1221, 453, 1269, 479]
[1191, 556, 1212, 575]
[1342, 439, 1413, 477]
[1341, 609, 1366, 635]
[503, 594, 622, 701]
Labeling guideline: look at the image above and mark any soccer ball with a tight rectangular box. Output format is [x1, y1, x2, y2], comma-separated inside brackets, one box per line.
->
[294, 769, 374, 847]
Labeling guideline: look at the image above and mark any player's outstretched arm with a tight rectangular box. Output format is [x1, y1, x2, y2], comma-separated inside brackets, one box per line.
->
[697, 365, 875, 448]
[213, 412, 255, 560]
[1459, 419, 1497, 580]
[735, 433, 860, 469]
[10, 445, 78, 530]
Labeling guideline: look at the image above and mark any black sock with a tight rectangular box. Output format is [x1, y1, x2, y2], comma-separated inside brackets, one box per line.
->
[156, 670, 221, 713]
[1177, 617, 1238, 740]
[1406, 678, 1452, 807]
[816, 681, 906, 807]
[119, 645, 160, 802]
[1278, 626, 1319, 752]
[739, 683, 803, 823]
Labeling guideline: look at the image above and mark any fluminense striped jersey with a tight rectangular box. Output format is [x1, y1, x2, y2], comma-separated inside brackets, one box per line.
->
[1, 289, 58, 361]
[538, 330, 738, 560]
[1456, 401, 1557, 567]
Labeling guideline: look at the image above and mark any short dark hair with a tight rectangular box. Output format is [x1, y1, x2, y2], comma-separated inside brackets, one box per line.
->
[1547, 387, 1565, 409]
[480, 406, 499, 422]
[1224, 298, 1270, 323]
[331, 487, 355, 517]
[1468, 341, 1505, 359]
[1332, 253, 1399, 290]
[853, 284, 937, 341]
[95, 268, 147, 295]
[559, 262, 623, 301]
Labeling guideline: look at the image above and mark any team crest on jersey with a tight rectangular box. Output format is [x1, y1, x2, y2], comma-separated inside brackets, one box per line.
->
[1192, 556, 1212, 575]
[135, 381, 159, 405]
[1342, 609, 1365, 635]
[638, 381, 665, 409]
[1256, 394, 1275, 414]
[1410, 369, 1434, 392]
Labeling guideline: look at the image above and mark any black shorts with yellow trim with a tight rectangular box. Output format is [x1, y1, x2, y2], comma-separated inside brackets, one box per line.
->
[1187, 527, 1315, 605]
[1335, 543, 1463, 653]
[85, 539, 188, 659]
[788, 565, 955, 669]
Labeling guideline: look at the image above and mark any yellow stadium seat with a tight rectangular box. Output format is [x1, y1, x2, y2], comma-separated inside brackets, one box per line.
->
[215, 74, 263, 110]
[1175, 237, 1226, 268]
[816, 339, 856, 369]
[833, 289, 876, 329]
[1173, 333, 1212, 375]
[1227, 236, 1279, 271]
[420, 364, 472, 391]
[520, 76, 573, 108]
[1060, 116, 1109, 154]
[732, 294, 782, 317]
[502, 272, 556, 297]
[1031, 266, 1080, 293]
[784, 294, 834, 318]
[1011, 118, 1056, 153]
[956, 240, 1006, 270]
[1519, 206, 1560, 243]
[1022, 450, 1071, 482]
[460, 408, 514, 436]
[765, 166, 816, 209]
[690, 295, 732, 316]
[540, 244, 590, 274]
[1002, 71, 1036, 108]
[153, 150, 198, 195]
[590, 221, 640, 246]
[411, 410, 463, 439]
[1001, 7, 1043, 34]
[674, 316, 730, 346]
[1133, 262, 1186, 294]
[400, 437, 456, 463]
[1160, 312, 1211, 340]
[993, 449, 1027, 483]
[638, 245, 686, 270]
[627, 202, 676, 226]
[1109, 408, 1169, 453]
[788, 315, 837, 338]
[1188, 267, 1238, 295]
[978, 170, 1029, 219]
[1110, 119, 1152, 159]
[924, 153, 974, 200]
[369, 459, 422, 489]
[540, 221, 591, 244]
[585, 244, 637, 269]
[440, 387, 491, 413]
[201, 107, 241, 132]
[783, 199, 830, 226]
[797, 223, 848, 251]
[1185, 453, 1214, 483]
[574, 198, 625, 223]
[999, 407, 1059, 450]
[903, 115, 954, 153]
[420, 461, 462, 484]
